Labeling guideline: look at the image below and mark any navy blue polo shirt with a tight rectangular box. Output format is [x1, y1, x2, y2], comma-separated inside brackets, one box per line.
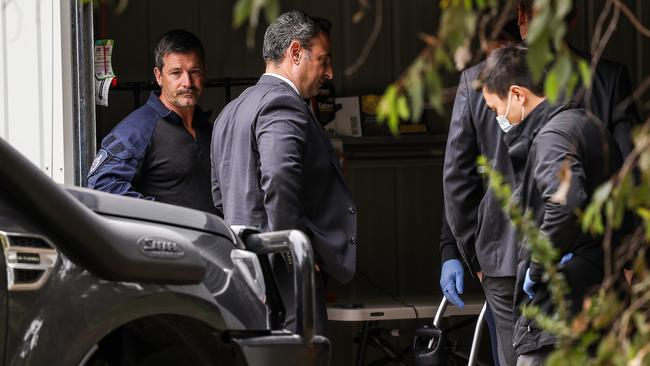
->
[88, 92, 218, 216]
[138, 93, 216, 214]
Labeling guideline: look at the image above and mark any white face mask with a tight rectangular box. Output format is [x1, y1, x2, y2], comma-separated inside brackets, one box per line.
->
[495, 92, 514, 133]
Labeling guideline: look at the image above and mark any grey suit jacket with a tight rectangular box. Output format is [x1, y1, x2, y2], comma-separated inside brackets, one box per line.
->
[211, 75, 357, 284]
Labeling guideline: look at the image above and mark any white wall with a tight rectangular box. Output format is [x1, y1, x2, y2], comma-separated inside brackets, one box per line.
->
[0, 0, 67, 183]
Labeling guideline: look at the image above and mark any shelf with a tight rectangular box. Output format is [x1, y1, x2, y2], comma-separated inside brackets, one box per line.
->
[331, 134, 447, 160]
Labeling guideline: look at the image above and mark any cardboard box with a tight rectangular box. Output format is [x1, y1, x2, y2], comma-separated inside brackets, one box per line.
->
[325, 96, 362, 137]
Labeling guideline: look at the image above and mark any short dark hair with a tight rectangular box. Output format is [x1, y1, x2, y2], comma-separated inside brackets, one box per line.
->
[262, 10, 331, 64]
[478, 45, 544, 99]
[154, 29, 205, 70]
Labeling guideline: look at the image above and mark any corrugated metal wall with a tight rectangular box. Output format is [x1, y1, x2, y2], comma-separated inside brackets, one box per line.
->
[94, 0, 649, 141]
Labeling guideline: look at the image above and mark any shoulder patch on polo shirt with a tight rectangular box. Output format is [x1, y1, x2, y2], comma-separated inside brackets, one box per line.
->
[88, 150, 108, 176]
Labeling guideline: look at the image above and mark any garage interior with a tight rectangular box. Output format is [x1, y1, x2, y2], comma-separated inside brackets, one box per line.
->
[92, 1, 650, 364]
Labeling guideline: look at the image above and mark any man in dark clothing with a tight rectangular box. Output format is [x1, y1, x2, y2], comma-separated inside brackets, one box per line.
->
[211, 11, 356, 336]
[440, 4, 639, 365]
[479, 45, 622, 366]
[87, 30, 218, 216]
[516, 0, 640, 159]
[440, 60, 519, 366]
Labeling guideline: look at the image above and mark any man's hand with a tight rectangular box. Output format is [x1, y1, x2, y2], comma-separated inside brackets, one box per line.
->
[523, 268, 536, 299]
[524, 252, 574, 299]
[440, 259, 465, 308]
[559, 252, 573, 265]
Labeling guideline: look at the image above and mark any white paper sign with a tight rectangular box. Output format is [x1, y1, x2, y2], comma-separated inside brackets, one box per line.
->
[94, 39, 115, 106]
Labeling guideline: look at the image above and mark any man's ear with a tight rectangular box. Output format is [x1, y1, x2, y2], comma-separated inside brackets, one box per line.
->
[154, 67, 162, 86]
[289, 40, 302, 64]
[517, 5, 527, 26]
[510, 85, 525, 102]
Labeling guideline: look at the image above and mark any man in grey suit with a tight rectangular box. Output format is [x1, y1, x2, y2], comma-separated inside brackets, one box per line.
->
[211, 10, 357, 335]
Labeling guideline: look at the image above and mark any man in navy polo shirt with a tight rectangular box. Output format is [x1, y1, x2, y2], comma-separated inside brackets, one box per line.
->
[87, 29, 218, 216]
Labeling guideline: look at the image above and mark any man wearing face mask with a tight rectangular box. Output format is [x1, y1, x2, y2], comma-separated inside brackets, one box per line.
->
[440, 4, 640, 364]
[480, 45, 622, 365]
[440, 23, 522, 366]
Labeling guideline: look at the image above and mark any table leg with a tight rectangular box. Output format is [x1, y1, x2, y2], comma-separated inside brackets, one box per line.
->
[355, 321, 371, 366]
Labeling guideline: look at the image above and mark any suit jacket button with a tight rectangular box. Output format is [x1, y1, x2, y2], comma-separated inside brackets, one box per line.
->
[349, 237, 357, 245]
[348, 207, 356, 215]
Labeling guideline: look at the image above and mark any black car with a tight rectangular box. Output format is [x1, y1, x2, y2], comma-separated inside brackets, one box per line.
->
[0, 137, 329, 365]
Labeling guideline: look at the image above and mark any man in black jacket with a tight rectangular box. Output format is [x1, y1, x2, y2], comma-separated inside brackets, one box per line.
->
[439, 4, 639, 365]
[479, 44, 622, 365]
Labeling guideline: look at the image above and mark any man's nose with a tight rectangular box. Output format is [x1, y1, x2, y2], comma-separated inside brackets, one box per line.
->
[325, 64, 334, 80]
[179, 71, 192, 87]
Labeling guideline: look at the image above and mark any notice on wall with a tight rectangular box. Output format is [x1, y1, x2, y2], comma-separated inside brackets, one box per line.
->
[94, 39, 115, 106]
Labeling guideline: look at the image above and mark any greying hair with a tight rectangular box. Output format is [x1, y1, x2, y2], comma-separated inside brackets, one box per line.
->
[478, 45, 544, 98]
[262, 10, 331, 64]
[154, 29, 205, 70]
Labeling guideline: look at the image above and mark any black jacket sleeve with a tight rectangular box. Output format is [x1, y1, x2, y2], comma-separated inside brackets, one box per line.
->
[440, 203, 461, 263]
[442, 70, 483, 272]
[528, 129, 587, 282]
[609, 64, 640, 159]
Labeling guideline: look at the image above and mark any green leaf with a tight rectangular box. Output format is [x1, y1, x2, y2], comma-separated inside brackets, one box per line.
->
[545, 68, 560, 103]
[564, 73, 578, 103]
[233, 0, 252, 28]
[388, 110, 400, 136]
[596, 334, 617, 362]
[527, 6, 550, 44]
[545, 53, 572, 103]
[527, 35, 552, 81]
[605, 200, 615, 224]
[397, 95, 411, 121]
[593, 181, 613, 204]
[435, 48, 454, 71]
[577, 58, 592, 88]
[377, 85, 398, 123]
[628, 185, 650, 208]
[555, 0, 573, 19]
[551, 23, 567, 50]
[406, 67, 424, 121]
[263, 0, 280, 25]
[426, 70, 444, 113]
[637, 208, 650, 241]
[581, 204, 601, 234]
[463, 12, 477, 37]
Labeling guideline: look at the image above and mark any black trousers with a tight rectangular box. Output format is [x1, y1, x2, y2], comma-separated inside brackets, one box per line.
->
[273, 257, 329, 336]
[482, 276, 518, 366]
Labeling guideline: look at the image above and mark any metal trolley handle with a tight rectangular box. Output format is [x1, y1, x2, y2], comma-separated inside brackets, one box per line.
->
[431, 297, 488, 366]
[237, 229, 316, 345]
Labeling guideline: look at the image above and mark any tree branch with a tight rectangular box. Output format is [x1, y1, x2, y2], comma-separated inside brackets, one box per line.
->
[344, 0, 383, 77]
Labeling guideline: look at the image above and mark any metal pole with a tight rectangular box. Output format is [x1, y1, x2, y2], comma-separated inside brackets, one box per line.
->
[468, 301, 488, 366]
[69, 0, 96, 187]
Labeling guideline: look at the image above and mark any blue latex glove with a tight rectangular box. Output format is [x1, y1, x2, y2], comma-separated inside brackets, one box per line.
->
[560, 252, 573, 265]
[440, 259, 464, 308]
[524, 253, 574, 299]
[523, 268, 536, 299]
